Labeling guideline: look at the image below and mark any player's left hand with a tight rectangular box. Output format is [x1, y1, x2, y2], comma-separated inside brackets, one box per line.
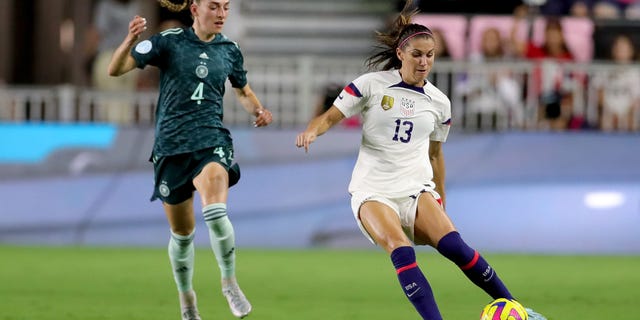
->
[253, 108, 272, 127]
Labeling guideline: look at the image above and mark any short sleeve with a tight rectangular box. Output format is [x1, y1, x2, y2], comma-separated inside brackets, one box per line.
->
[430, 97, 452, 142]
[333, 74, 370, 118]
[130, 33, 163, 69]
[228, 43, 248, 88]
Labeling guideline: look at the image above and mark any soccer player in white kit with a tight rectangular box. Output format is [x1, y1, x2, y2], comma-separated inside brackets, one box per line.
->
[296, 2, 547, 320]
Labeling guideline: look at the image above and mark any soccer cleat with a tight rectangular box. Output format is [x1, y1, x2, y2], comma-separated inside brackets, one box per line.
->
[181, 306, 202, 320]
[222, 281, 252, 318]
[179, 290, 202, 320]
[525, 308, 548, 320]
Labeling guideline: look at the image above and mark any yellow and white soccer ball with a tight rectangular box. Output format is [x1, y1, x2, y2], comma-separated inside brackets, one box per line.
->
[480, 298, 528, 320]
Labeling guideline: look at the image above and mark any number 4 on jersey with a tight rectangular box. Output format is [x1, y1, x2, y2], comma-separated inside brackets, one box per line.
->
[191, 82, 204, 105]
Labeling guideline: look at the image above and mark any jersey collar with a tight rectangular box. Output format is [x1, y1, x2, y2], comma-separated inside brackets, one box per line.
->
[389, 69, 430, 95]
[186, 27, 228, 44]
[389, 70, 433, 100]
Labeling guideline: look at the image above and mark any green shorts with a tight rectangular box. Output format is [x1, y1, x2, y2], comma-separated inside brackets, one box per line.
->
[150, 146, 241, 204]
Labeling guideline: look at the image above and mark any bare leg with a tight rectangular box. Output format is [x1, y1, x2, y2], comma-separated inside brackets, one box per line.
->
[359, 201, 442, 320]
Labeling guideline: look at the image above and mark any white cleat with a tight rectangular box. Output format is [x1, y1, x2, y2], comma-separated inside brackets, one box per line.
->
[222, 281, 252, 318]
[525, 308, 548, 320]
[179, 290, 202, 320]
[181, 306, 202, 320]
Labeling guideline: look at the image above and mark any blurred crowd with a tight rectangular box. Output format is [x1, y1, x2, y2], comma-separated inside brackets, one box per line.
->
[369, 0, 640, 131]
[1, 0, 639, 132]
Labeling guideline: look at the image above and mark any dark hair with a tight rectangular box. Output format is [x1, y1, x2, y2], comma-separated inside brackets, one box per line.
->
[366, 0, 433, 70]
[542, 17, 572, 58]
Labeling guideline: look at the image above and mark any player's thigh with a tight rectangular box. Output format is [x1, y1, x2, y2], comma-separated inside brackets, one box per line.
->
[192, 146, 234, 205]
[163, 197, 196, 235]
[413, 192, 456, 247]
[193, 161, 229, 205]
[359, 201, 412, 253]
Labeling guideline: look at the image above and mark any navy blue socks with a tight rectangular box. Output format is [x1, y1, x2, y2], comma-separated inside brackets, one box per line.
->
[391, 246, 442, 320]
[436, 231, 513, 300]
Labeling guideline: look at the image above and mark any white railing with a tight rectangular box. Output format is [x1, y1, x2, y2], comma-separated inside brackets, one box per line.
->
[1, 57, 639, 131]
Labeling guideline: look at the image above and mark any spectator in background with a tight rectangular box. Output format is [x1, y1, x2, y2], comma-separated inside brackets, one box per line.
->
[594, 34, 640, 131]
[592, 0, 640, 19]
[536, 0, 591, 16]
[90, 0, 140, 125]
[431, 28, 451, 59]
[313, 82, 342, 117]
[428, 28, 454, 95]
[512, 17, 577, 130]
[535, 0, 640, 18]
[458, 27, 524, 130]
[313, 82, 360, 128]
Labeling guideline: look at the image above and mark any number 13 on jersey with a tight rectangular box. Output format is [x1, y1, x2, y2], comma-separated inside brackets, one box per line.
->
[392, 119, 413, 143]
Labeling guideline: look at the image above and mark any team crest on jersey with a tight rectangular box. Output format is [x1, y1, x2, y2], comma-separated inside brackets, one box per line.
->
[159, 181, 170, 197]
[400, 97, 415, 117]
[196, 64, 208, 78]
[381, 95, 394, 110]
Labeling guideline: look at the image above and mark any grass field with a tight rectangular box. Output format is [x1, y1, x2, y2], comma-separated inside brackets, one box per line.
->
[1, 246, 639, 320]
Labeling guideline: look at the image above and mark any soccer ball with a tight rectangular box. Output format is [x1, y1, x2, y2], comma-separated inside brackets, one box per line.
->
[480, 298, 528, 320]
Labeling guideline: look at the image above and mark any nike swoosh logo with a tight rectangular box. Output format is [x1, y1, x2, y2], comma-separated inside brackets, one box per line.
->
[338, 95, 344, 99]
[407, 287, 421, 297]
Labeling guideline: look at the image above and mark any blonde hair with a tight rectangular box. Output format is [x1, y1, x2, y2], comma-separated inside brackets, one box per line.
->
[157, 0, 192, 12]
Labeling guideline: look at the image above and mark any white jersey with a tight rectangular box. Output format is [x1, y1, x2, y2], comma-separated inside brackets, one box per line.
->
[334, 70, 451, 198]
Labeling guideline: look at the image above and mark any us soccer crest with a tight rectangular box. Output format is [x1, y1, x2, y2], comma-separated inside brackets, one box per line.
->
[400, 97, 415, 117]
[381, 95, 394, 110]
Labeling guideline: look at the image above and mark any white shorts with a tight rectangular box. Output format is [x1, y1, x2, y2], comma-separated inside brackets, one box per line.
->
[350, 187, 441, 244]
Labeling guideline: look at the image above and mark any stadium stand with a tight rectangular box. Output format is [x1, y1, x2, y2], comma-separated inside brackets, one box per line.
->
[238, 0, 392, 57]
[412, 14, 468, 60]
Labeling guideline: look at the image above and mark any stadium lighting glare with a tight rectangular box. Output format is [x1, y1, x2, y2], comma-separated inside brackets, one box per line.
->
[584, 191, 625, 209]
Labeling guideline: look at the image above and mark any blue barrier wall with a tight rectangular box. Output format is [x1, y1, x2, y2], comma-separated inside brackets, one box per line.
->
[1, 123, 116, 163]
[0, 128, 638, 253]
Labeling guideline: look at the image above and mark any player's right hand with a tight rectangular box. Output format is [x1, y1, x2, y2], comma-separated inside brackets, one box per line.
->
[128, 15, 147, 41]
[296, 131, 317, 153]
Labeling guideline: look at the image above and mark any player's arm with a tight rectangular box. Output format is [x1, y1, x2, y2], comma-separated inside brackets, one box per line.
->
[296, 105, 345, 153]
[108, 15, 147, 77]
[429, 140, 446, 208]
[233, 84, 273, 127]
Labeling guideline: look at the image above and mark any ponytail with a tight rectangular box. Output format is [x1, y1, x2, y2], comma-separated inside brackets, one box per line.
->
[366, 0, 433, 70]
[158, 0, 191, 12]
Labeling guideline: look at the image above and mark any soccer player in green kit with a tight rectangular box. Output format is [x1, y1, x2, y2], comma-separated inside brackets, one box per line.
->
[108, 1, 272, 319]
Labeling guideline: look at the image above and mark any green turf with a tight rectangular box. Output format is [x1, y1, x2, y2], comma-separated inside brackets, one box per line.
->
[1, 246, 639, 320]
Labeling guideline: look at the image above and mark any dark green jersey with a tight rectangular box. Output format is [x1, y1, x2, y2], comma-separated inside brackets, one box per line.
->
[131, 27, 247, 157]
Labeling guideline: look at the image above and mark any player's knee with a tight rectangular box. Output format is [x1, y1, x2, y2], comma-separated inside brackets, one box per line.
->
[195, 163, 228, 189]
[171, 226, 195, 236]
[201, 171, 227, 186]
[380, 236, 412, 254]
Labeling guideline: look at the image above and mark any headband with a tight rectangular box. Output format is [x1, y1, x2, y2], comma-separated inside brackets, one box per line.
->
[398, 31, 433, 49]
